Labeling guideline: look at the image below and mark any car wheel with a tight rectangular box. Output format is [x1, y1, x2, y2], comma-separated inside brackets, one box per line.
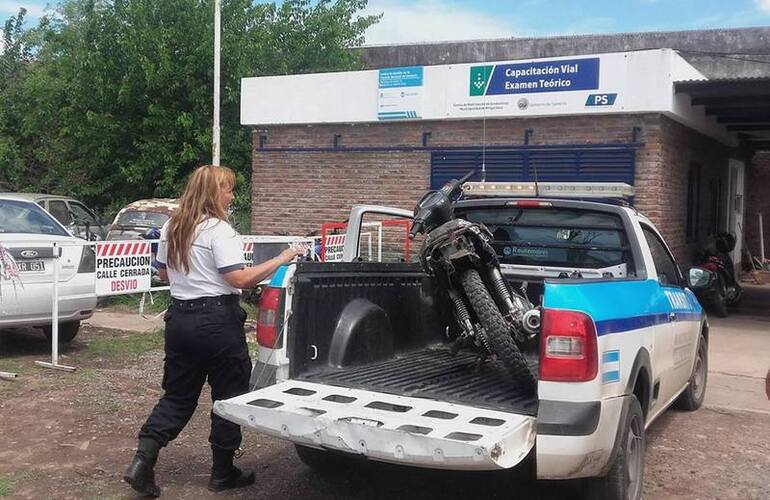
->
[294, 444, 354, 473]
[42, 321, 80, 343]
[674, 334, 708, 411]
[584, 396, 645, 500]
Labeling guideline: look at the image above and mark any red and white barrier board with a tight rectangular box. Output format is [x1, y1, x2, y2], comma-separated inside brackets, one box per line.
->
[243, 241, 254, 267]
[95, 241, 152, 296]
[324, 234, 346, 262]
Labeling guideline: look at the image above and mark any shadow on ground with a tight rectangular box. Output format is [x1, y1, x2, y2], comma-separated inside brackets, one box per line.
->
[733, 283, 770, 319]
[0, 326, 87, 358]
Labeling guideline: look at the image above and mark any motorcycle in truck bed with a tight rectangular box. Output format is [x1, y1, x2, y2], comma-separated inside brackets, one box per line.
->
[214, 181, 712, 500]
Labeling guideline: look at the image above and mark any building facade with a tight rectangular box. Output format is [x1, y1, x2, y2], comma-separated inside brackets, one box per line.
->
[246, 28, 770, 267]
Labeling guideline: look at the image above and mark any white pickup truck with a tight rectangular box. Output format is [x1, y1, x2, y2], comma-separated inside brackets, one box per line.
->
[215, 183, 710, 500]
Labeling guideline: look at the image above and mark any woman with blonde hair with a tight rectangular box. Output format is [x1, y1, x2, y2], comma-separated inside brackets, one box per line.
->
[124, 165, 304, 497]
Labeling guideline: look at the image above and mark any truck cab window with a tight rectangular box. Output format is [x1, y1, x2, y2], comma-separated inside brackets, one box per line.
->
[641, 225, 681, 286]
[460, 207, 633, 275]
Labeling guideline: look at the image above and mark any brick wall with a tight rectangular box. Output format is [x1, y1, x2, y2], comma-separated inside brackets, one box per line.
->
[646, 116, 734, 263]
[251, 151, 429, 236]
[250, 113, 733, 264]
[745, 152, 770, 264]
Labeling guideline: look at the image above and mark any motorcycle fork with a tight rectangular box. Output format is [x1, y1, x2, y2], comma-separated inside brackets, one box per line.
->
[447, 288, 476, 341]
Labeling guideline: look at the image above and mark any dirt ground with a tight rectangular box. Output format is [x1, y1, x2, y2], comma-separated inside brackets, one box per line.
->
[1, 323, 769, 500]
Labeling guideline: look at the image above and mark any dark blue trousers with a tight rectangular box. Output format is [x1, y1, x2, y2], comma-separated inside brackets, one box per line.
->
[139, 295, 252, 451]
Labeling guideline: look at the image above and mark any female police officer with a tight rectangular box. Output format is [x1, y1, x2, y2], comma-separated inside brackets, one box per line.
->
[124, 165, 305, 497]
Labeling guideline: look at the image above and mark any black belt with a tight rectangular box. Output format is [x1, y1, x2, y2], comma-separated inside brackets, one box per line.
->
[170, 294, 240, 311]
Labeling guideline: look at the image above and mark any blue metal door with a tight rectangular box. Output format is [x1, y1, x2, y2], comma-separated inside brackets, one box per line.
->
[431, 145, 636, 189]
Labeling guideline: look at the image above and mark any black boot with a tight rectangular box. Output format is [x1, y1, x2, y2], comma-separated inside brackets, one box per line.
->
[124, 437, 162, 497]
[207, 449, 255, 492]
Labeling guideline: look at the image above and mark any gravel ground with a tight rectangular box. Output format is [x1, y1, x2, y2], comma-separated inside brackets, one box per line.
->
[0, 324, 768, 500]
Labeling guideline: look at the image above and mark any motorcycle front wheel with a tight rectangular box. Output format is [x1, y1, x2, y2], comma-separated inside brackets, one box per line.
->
[459, 269, 537, 390]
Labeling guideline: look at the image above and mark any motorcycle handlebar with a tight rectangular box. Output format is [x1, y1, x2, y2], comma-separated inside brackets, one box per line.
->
[409, 220, 424, 240]
[457, 170, 476, 185]
[441, 170, 476, 198]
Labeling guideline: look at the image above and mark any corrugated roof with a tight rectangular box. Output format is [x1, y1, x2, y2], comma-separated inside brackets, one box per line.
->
[674, 77, 770, 151]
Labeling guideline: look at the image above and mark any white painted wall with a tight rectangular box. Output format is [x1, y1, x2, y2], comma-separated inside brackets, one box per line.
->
[240, 49, 734, 146]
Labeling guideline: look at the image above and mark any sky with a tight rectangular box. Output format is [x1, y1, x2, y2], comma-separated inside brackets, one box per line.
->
[1, 0, 770, 46]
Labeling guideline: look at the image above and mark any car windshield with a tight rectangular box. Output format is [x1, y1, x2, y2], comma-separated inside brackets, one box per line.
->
[116, 210, 169, 228]
[459, 206, 631, 269]
[0, 199, 69, 236]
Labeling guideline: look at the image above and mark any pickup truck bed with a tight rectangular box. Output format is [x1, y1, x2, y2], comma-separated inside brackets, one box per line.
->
[286, 262, 539, 416]
[211, 261, 541, 470]
[301, 345, 538, 415]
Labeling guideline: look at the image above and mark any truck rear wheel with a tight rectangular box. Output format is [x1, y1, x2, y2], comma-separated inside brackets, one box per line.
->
[585, 395, 645, 500]
[459, 269, 536, 390]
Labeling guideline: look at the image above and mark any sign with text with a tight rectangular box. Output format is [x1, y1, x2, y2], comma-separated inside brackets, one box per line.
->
[243, 241, 255, 267]
[378, 66, 424, 121]
[95, 241, 152, 296]
[471, 58, 600, 96]
[324, 234, 346, 262]
[449, 55, 612, 119]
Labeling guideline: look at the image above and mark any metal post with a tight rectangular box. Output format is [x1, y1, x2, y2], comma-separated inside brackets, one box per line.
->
[36, 242, 75, 372]
[760, 212, 766, 263]
[52, 243, 59, 364]
[212, 0, 221, 166]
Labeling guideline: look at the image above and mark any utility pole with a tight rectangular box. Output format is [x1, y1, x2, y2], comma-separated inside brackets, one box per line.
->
[212, 0, 221, 166]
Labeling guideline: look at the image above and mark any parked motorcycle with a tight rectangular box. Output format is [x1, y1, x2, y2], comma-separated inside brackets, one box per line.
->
[693, 232, 743, 317]
[409, 172, 538, 390]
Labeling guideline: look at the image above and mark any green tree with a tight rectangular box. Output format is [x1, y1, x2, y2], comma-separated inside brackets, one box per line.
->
[0, 0, 379, 223]
[0, 8, 35, 190]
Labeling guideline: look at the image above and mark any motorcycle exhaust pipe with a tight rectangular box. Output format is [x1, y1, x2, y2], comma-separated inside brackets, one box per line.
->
[522, 309, 541, 334]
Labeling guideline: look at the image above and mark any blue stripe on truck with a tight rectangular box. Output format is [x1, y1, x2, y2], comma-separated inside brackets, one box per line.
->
[269, 265, 288, 288]
[544, 279, 703, 337]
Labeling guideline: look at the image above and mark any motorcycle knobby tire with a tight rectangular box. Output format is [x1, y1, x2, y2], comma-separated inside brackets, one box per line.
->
[459, 269, 537, 390]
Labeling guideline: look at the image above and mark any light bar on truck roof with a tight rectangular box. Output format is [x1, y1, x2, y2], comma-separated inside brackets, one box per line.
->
[462, 182, 634, 199]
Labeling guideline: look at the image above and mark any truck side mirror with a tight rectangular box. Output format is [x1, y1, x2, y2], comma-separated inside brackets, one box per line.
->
[686, 267, 714, 291]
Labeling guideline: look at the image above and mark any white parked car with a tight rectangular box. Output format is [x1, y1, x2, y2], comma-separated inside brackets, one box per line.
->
[0, 195, 97, 342]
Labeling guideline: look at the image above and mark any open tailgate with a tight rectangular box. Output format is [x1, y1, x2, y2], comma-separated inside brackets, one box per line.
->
[214, 380, 535, 470]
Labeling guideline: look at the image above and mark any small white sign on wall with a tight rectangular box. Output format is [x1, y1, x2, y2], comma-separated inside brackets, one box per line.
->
[377, 66, 424, 121]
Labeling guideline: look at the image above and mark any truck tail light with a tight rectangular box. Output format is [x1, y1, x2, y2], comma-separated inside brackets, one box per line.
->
[539, 309, 598, 382]
[257, 287, 284, 348]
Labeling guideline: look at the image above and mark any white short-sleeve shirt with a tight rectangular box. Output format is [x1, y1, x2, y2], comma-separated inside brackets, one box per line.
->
[156, 218, 244, 300]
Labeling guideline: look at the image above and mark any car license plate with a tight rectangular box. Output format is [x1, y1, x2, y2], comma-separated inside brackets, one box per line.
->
[17, 260, 46, 273]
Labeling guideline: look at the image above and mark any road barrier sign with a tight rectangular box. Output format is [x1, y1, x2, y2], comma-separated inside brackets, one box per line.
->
[95, 241, 152, 296]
